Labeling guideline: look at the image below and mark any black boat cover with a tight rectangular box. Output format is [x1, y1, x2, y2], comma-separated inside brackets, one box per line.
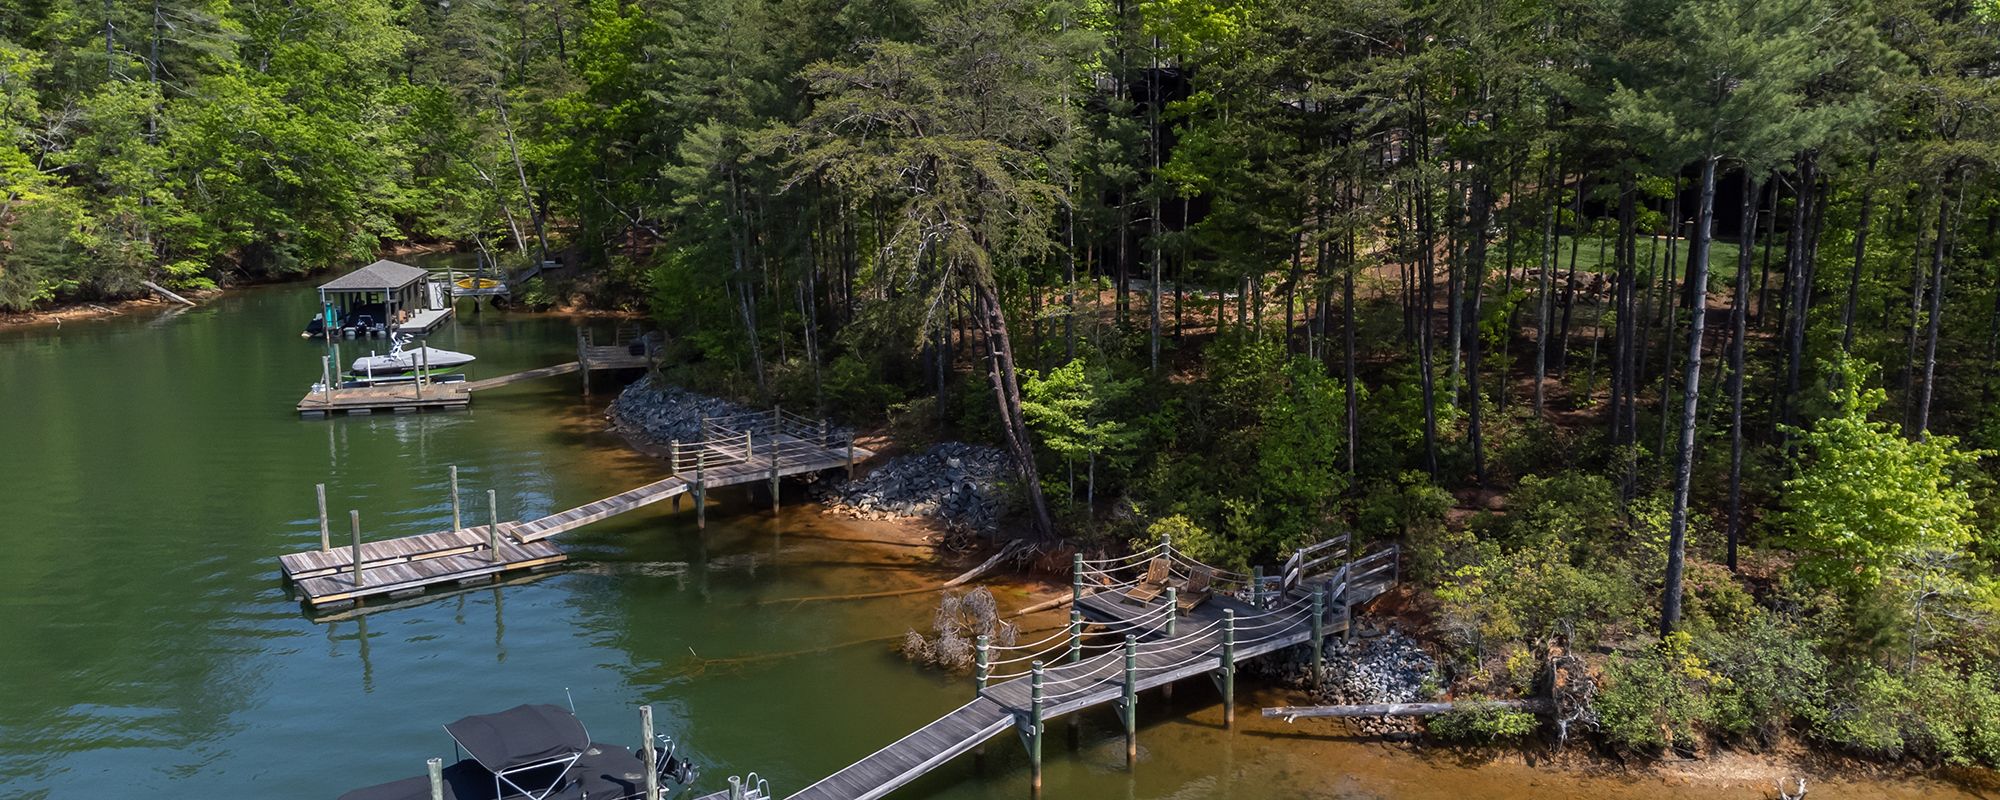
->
[336, 745, 653, 800]
[443, 704, 590, 772]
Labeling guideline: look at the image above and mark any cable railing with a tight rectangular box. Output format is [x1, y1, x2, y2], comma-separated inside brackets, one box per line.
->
[663, 408, 859, 477]
[972, 535, 1403, 721]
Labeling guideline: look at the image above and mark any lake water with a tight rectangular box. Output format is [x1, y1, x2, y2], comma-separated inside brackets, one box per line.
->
[0, 279, 1985, 799]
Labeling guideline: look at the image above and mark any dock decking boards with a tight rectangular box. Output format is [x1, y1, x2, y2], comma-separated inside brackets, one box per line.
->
[297, 382, 472, 416]
[280, 413, 873, 609]
[787, 572, 1397, 800]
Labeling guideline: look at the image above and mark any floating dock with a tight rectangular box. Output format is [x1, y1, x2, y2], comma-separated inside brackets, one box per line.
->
[297, 327, 658, 416]
[280, 408, 873, 610]
[396, 307, 454, 334]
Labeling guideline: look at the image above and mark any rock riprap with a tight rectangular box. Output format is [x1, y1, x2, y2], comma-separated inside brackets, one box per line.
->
[813, 443, 1008, 532]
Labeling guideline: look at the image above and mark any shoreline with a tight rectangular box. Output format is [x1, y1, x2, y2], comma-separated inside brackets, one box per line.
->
[586, 370, 1997, 799]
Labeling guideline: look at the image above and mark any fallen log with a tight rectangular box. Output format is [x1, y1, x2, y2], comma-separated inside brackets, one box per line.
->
[1264, 699, 1552, 721]
[141, 280, 197, 306]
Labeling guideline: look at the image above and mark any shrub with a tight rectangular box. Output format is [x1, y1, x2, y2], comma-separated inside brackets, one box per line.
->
[1428, 700, 1541, 743]
[1596, 634, 1719, 752]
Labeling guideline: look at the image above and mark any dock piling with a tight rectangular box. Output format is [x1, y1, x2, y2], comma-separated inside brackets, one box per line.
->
[641, 705, 659, 800]
[427, 756, 443, 800]
[349, 510, 363, 588]
[975, 635, 989, 693]
[449, 466, 461, 532]
[695, 451, 707, 530]
[1311, 589, 1325, 682]
[321, 356, 333, 407]
[1068, 610, 1082, 664]
[1123, 634, 1137, 767]
[1222, 609, 1236, 728]
[729, 775, 744, 800]
[488, 490, 500, 562]
[1164, 588, 1177, 637]
[316, 483, 330, 552]
[1029, 661, 1045, 797]
[1071, 553, 1083, 607]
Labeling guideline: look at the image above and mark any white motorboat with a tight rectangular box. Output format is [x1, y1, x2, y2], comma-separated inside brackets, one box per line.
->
[351, 334, 476, 375]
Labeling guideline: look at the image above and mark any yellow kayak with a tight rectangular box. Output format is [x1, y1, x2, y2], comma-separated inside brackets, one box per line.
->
[454, 276, 503, 290]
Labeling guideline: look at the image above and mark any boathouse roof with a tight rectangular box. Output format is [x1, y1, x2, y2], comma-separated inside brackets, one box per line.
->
[319, 260, 428, 293]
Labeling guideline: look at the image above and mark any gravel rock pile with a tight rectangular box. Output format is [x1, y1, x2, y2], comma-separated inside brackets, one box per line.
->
[606, 377, 757, 445]
[1316, 628, 1438, 735]
[814, 443, 1008, 532]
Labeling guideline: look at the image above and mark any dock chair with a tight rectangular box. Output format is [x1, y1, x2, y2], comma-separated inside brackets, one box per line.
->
[1173, 565, 1215, 614]
[1123, 557, 1172, 604]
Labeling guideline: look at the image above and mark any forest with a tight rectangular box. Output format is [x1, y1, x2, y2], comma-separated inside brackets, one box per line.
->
[6, 0, 2000, 769]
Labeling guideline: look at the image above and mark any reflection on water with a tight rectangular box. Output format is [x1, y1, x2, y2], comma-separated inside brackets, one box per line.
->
[0, 281, 1987, 799]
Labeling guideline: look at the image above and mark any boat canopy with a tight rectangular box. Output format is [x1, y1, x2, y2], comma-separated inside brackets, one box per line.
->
[445, 704, 591, 773]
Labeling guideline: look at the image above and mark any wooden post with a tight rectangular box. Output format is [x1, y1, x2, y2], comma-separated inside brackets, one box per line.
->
[670, 440, 683, 511]
[350, 510, 364, 588]
[695, 451, 707, 530]
[769, 456, 780, 515]
[449, 466, 461, 533]
[1071, 554, 1084, 607]
[975, 634, 990, 693]
[1029, 661, 1045, 797]
[1311, 589, 1325, 683]
[1164, 588, 1177, 637]
[641, 705, 659, 800]
[1251, 566, 1264, 609]
[316, 483, 330, 552]
[488, 490, 500, 562]
[415, 343, 426, 400]
[1122, 634, 1138, 767]
[427, 757, 444, 800]
[1222, 609, 1236, 728]
[1068, 610, 1082, 663]
[321, 355, 334, 406]
[818, 419, 827, 446]
[578, 329, 591, 396]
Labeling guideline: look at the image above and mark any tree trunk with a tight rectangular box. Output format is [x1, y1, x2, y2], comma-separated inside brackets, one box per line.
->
[1917, 179, 1960, 438]
[1841, 150, 1878, 353]
[1466, 174, 1493, 484]
[972, 280, 1055, 538]
[1661, 155, 1719, 637]
[1726, 174, 1757, 572]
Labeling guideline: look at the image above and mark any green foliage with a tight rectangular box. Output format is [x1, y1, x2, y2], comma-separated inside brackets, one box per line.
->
[1597, 634, 1723, 752]
[1427, 700, 1541, 743]
[1779, 359, 1988, 592]
[1354, 471, 1452, 554]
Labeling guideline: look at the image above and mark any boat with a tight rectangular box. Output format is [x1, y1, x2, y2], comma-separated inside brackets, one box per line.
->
[351, 334, 476, 375]
[337, 703, 698, 800]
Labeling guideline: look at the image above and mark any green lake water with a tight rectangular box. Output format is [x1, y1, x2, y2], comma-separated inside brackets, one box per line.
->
[0, 279, 1988, 800]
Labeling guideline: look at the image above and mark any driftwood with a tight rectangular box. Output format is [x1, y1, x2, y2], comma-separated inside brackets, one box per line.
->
[755, 540, 1024, 606]
[141, 280, 196, 306]
[1264, 699, 1553, 722]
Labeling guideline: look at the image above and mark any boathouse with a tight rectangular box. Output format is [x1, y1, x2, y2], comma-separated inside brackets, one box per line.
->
[316, 260, 453, 336]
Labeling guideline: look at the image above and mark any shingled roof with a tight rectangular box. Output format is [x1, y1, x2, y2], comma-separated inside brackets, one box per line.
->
[319, 260, 429, 292]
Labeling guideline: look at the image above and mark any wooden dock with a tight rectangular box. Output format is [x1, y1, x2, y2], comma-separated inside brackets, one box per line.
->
[298, 325, 661, 416]
[297, 381, 473, 416]
[786, 542, 1399, 800]
[279, 407, 873, 610]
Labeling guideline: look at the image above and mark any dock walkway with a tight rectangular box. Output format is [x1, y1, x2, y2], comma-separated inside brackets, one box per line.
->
[279, 408, 873, 610]
[786, 539, 1398, 800]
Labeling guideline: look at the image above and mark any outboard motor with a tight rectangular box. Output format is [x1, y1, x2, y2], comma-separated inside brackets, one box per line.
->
[654, 736, 697, 786]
